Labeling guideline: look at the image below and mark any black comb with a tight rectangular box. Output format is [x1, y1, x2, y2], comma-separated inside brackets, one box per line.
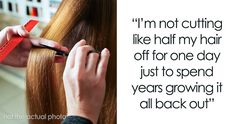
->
[39, 43, 69, 57]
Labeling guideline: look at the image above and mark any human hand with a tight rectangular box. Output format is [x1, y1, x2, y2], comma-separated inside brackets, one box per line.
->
[0, 25, 68, 67]
[63, 40, 110, 124]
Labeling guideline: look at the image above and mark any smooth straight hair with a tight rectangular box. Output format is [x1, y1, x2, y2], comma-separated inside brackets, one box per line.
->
[26, 0, 116, 124]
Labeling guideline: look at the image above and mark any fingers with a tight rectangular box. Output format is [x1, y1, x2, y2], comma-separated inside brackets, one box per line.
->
[55, 56, 67, 63]
[24, 37, 70, 63]
[4, 25, 29, 41]
[20, 38, 32, 50]
[66, 40, 86, 68]
[17, 26, 29, 37]
[74, 45, 94, 71]
[2, 26, 69, 54]
[86, 52, 100, 74]
[97, 48, 110, 78]
[64, 40, 110, 80]
[30, 37, 69, 52]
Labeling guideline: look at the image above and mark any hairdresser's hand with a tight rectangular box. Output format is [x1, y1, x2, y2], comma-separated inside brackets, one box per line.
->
[0, 25, 68, 67]
[63, 40, 110, 124]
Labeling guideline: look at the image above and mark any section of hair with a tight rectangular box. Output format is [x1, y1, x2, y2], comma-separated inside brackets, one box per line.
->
[27, 49, 59, 124]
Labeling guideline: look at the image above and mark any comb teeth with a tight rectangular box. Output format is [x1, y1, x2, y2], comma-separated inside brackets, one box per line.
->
[0, 20, 39, 62]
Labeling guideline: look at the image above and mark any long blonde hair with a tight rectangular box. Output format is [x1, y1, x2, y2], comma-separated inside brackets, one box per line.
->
[26, 0, 116, 124]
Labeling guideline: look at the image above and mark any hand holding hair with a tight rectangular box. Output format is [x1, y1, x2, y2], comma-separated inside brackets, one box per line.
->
[63, 39, 110, 124]
[0, 25, 68, 67]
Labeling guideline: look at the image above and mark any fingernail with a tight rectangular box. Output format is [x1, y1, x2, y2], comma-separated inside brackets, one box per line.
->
[80, 39, 86, 41]
[80, 39, 86, 43]
[23, 32, 29, 37]
[62, 46, 69, 52]
[103, 48, 110, 53]
[75, 39, 86, 47]
[7, 34, 12, 41]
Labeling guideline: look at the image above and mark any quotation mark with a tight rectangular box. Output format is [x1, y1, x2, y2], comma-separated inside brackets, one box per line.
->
[132, 18, 143, 28]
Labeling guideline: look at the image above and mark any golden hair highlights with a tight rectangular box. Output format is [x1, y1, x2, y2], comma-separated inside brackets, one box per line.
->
[26, 0, 116, 124]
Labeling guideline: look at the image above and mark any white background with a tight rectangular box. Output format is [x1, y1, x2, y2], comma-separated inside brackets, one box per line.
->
[117, 0, 236, 123]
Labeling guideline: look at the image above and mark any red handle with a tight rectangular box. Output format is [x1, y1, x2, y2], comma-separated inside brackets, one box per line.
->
[0, 20, 39, 62]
